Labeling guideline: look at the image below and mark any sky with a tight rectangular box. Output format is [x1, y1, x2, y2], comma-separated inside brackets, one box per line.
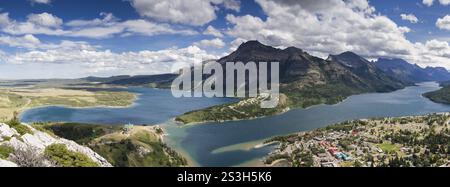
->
[0, 0, 449, 79]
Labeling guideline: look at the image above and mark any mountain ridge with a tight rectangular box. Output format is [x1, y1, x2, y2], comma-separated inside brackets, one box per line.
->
[175, 41, 409, 124]
[93, 40, 450, 89]
[375, 58, 450, 83]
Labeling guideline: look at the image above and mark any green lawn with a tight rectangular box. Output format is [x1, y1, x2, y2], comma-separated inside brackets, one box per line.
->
[377, 142, 400, 154]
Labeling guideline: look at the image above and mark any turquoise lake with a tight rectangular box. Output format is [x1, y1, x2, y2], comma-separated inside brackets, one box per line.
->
[20, 82, 450, 166]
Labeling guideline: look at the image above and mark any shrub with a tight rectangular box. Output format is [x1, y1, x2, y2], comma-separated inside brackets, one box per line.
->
[1, 136, 11, 141]
[44, 144, 99, 167]
[6, 112, 33, 135]
[0, 145, 14, 159]
[12, 124, 33, 135]
[9, 146, 48, 167]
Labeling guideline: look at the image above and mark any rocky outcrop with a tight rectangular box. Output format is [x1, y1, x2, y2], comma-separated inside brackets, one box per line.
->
[0, 123, 18, 140]
[0, 123, 112, 167]
[0, 159, 17, 167]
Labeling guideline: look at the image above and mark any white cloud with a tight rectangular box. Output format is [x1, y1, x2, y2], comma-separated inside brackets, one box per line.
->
[1, 12, 70, 36]
[0, 34, 100, 51]
[66, 12, 117, 27]
[0, 42, 218, 78]
[27, 13, 63, 28]
[203, 25, 224, 37]
[422, 0, 450, 6]
[439, 0, 450, 5]
[211, 0, 241, 11]
[423, 0, 434, 6]
[436, 15, 450, 30]
[129, 0, 241, 26]
[400, 13, 418, 23]
[129, 0, 216, 26]
[119, 19, 197, 36]
[0, 12, 197, 39]
[0, 13, 11, 27]
[225, 0, 450, 69]
[229, 37, 247, 51]
[29, 0, 51, 4]
[0, 34, 41, 49]
[194, 38, 225, 48]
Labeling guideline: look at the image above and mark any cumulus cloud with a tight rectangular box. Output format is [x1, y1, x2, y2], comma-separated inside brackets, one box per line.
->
[422, 0, 450, 6]
[0, 12, 197, 39]
[439, 0, 450, 5]
[436, 15, 450, 31]
[225, 0, 450, 69]
[229, 37, 247, 51]
[194, 38, 226, 48]
[203, 25, 224, 37]
[29, 0, 51, 4]
[0, 13, 11, 27]
[423, 0, 434, 6]
[27, 13, 63, 28]
[0, 34, 41, 49]
[211, 0, 241, 11]
[0, 42, 218, 78]
[0, 35, 100, 52]
[1, 12, 68, 36]
[400, 13, 418, 23]
[129, 0, 241, 26]
[66, 12, 117, 27]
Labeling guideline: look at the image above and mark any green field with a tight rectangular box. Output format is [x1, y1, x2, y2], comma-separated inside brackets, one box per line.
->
[377, 142, 400, 154]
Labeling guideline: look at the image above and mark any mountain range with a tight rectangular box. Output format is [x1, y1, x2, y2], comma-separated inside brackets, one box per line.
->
[90, 40, 450, 91]
[375, 58, 450, 83]
[216, 41, 408, 107]
[82, 40, 450, 124]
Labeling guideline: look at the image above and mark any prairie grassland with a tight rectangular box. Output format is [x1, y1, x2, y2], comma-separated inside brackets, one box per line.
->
[0, 87, 136, 121]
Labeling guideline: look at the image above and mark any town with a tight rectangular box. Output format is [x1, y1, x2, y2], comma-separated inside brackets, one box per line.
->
[264, 113, 450, 167]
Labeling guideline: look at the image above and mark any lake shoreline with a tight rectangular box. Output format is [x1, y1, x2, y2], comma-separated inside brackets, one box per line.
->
[19, 82, 450, 167]
[175, 84, 426, 126]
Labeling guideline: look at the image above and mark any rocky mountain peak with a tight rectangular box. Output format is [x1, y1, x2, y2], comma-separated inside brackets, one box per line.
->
[236, 40, 274, 51]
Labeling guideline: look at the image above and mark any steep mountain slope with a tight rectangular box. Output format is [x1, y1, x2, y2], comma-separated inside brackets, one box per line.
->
[423, 66, 450, 82]
[176, 41, 407, 124]
[219, 41, 404, 92]
[327, 52, 406, 91]
[375, 58, 450, 83]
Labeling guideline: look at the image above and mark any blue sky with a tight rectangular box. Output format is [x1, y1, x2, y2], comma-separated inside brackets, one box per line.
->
[0, 0, 449, 79]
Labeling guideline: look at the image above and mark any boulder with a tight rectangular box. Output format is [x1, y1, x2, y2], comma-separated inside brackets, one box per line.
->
[0, 159, 18, 167]
[1, 123, 112, 167]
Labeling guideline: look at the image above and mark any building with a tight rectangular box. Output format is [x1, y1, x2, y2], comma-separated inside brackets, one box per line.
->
[321, 162, 336, 167]
[123, 123, 134, 133]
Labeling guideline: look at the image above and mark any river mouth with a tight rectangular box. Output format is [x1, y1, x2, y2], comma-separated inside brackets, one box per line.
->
[20, 82, 450, 166]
